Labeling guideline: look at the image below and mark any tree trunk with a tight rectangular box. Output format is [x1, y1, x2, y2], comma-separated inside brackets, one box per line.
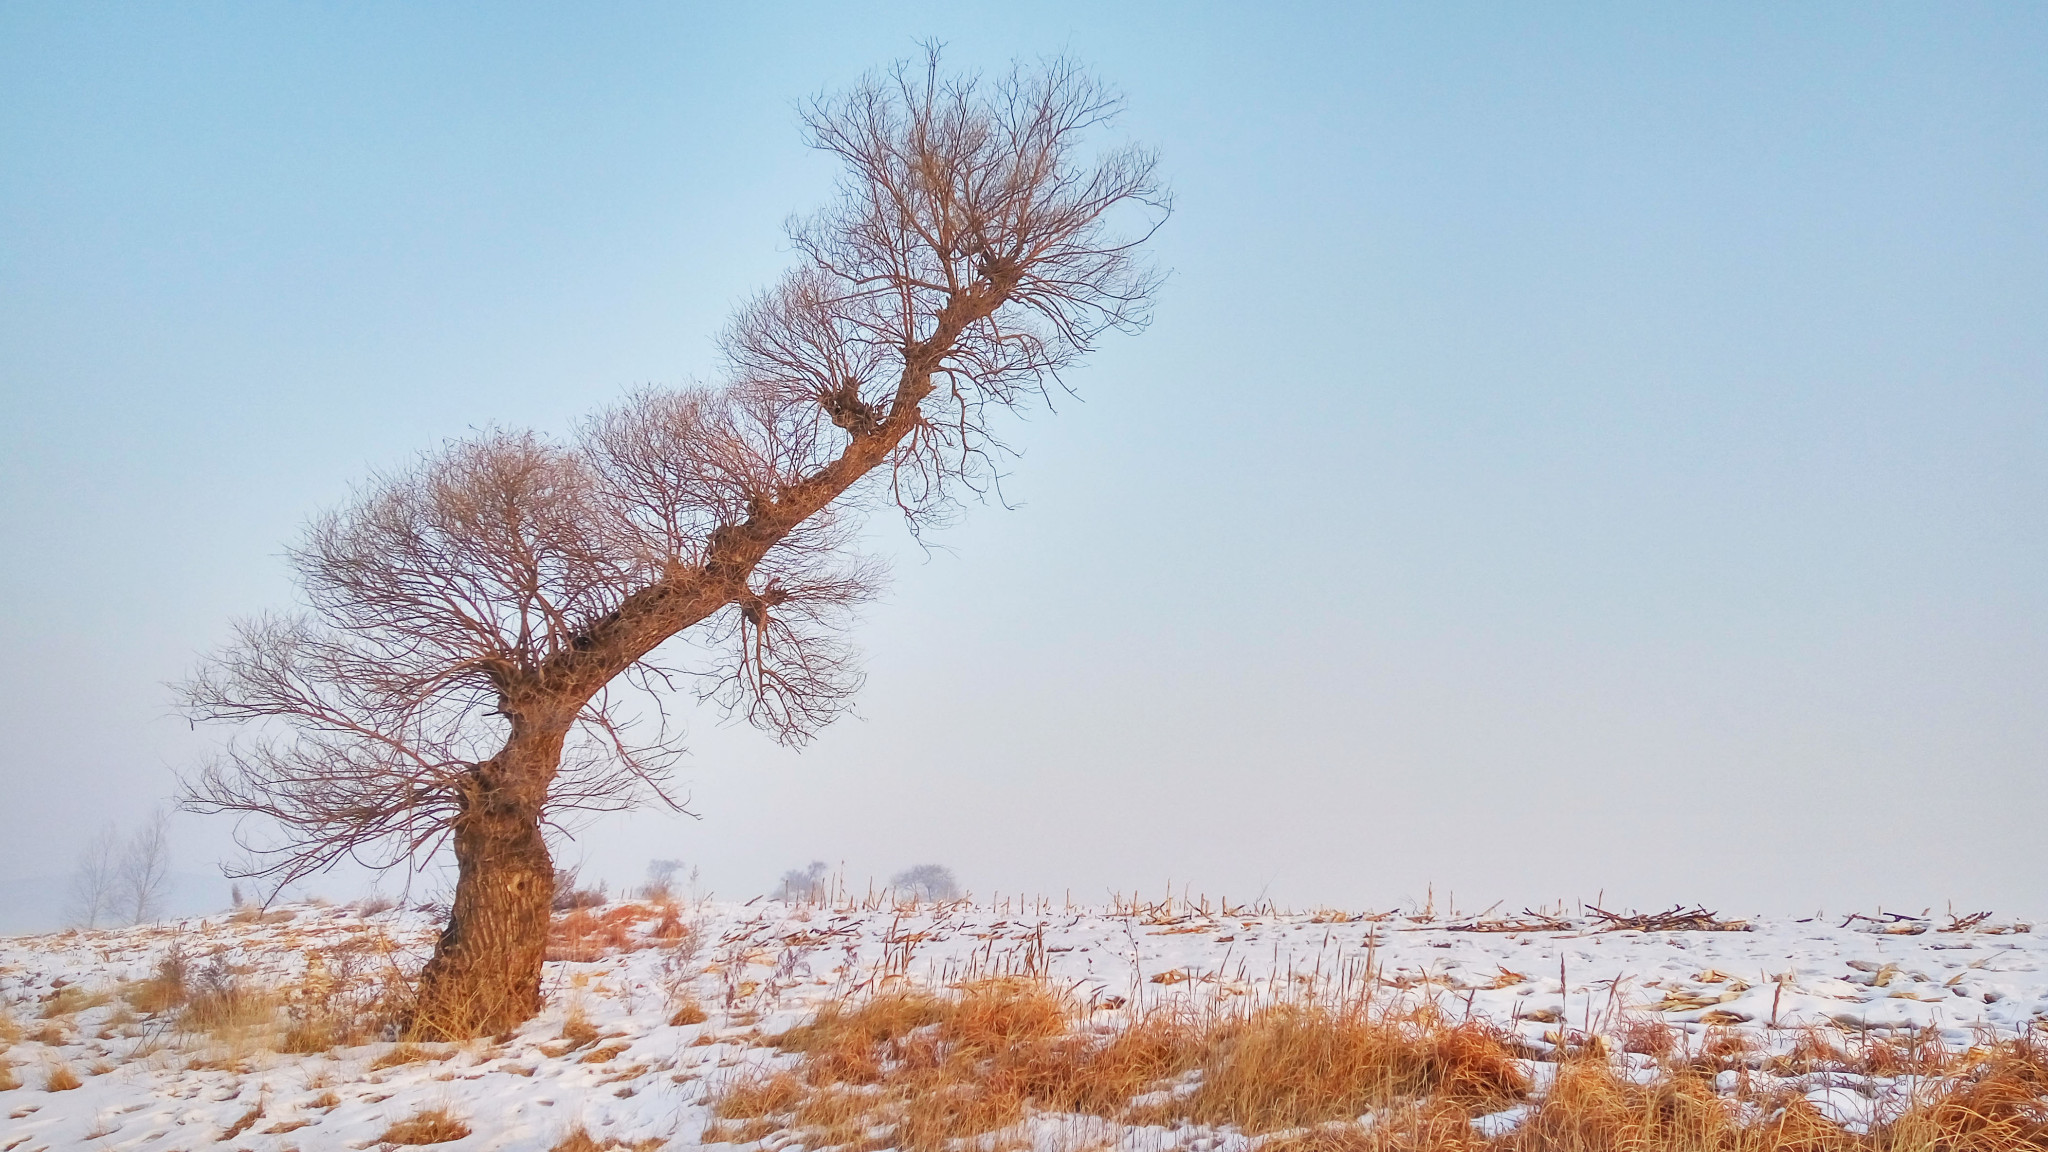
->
[409, 729, 561, 1039]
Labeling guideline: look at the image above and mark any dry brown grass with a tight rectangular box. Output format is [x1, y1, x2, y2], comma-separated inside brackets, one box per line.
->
[371, 1042, 457, 1070]
[549, 904, 661, 962]
[1267, 1027, 2048, 1152]
[125, 930, 415, 1053]
[1503, 1060, 1785, 1151]
[43, 1062, 82, 1092]
[1619, 1015, 1677, 1057]
[125, 946, 190, 1014]
[1262, 1101, 1493, 1152]
[221, 1101, 265, 1140]
[652, 905, 692, 942]
[1183, 1003, 1528, 1132]
[550, 1125, 666, 1152]
[712, 981, 1077, 1150]
[379, 1106, 471, 1144]
[707, 979, 2048, 1152]
[560, 1003, 601, 1048]
[0, 1061, 18, 1092]
[714, 979, 1528, 1150]
[716, 1069, 810, 1117]
[176, 961, 278, 1038]
[39, 984, 109, 1018]
[286, 934, 414, 1049]
[1888, 1034, 2048, 1152]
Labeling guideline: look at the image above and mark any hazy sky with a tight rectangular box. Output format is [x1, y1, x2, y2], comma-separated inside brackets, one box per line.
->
[3, 3, 2043, 920]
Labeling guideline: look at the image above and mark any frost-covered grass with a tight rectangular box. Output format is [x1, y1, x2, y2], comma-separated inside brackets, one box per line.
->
[0, 896, 2043, 1150]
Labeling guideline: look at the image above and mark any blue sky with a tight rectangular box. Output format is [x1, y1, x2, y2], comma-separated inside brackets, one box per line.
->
[2, 3, 2043, 918]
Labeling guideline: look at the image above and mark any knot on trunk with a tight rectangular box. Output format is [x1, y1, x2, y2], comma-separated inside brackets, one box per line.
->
[737, 577, 790, 630]
[818, 378, 881, 437]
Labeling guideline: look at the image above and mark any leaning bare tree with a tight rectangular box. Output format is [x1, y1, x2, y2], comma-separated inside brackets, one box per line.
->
[181, 54, 1166, 1038]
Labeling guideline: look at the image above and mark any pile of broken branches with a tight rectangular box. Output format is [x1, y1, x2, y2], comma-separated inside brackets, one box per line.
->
[1441, 910, 1575, 933]
[1588, 905, 1753, 932]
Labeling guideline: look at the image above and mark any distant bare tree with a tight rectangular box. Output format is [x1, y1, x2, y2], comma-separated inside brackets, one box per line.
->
[67, 824, 120, 929]
[643, 858, 686, 901]
[890, 863, 961, 902]
[773, 861, 830, 903]
[114, 808, 173, 925]
[180, 51, 1166, 1038]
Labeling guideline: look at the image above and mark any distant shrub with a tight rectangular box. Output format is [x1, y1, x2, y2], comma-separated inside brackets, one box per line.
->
[890, 864, 962, 902]
[641, 858, 688, 901]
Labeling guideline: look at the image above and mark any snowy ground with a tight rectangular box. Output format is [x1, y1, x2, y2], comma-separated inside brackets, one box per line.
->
[1, 899, 2041, 1151]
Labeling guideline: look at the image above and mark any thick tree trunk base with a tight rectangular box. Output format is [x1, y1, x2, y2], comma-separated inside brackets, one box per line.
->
[409, 810, 554, 1039]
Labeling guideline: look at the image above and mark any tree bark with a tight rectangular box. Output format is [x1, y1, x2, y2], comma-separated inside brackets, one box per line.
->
[409, 729, 562, 1039]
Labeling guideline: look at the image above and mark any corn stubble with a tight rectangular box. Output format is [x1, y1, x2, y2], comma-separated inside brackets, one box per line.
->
[709, 981, 2048, 1152]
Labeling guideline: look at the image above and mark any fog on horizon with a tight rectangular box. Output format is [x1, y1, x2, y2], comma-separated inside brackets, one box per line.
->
[2, 3, 2042, 933]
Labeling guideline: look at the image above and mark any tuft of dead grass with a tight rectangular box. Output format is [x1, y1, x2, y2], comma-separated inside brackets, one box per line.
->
[177, 959, 278, 1039]
[40, 984, 109, 1018]
[1619, 1015, 1677, 1057]
[550, 1125, 666, 1152]
[371, 1042, 456, 1070]
[716, 1070, 809, 1118]
[44, 1062, 82, 1092]
[1888, 1034, 2048, 1152]
[125, 945, 190, 1015]
[719, 983, 1058, 1151]
[1183, 1003, 1528, 1132]
[559, 1003, 601, 1049]
[379, 1106, 471, 1145]
[221, 1101, 264, 1140]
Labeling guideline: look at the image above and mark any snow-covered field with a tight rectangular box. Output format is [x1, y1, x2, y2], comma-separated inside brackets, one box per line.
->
[1, 899, 2041, 1150]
